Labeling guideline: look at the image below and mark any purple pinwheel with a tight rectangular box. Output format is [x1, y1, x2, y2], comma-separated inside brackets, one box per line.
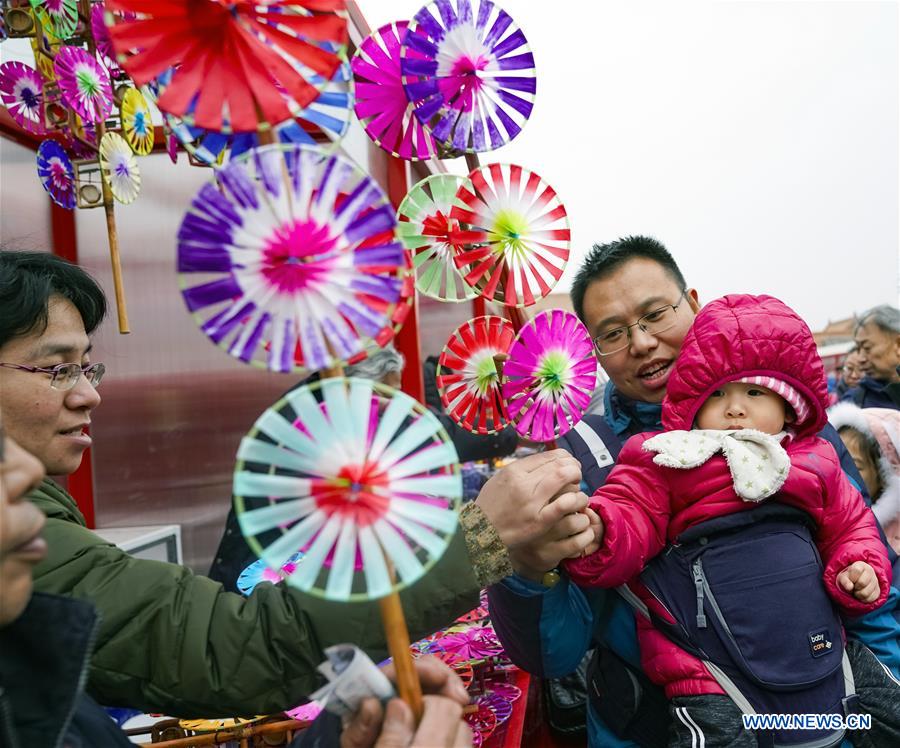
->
[177, 144, 413, 373]
[352, 21, 438, 161]
[501, 309, 598, 443]
[53, 46, 114, 123]
[426, 625, 503, 662]
[476, 693, 513, 725]
[0, 62, 45, 135]
[400, 0, 536, 153]
[36, 140, 76, 209]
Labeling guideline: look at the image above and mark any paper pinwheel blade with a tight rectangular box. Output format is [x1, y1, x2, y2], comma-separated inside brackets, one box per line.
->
[352, 20, 438, 161]
[177, 144, 412, 373]
[234, 377, 461, 602]
[400, 0, 536, 154]
[29, 0, 78, 39]
[164, 62, 353, 166]
[451, 163, 570, 307]
[36, 140, 76, 209]
[53, 46, 114, 124]
[437, 316, 514, 435]
[99, 131, 141, 204]
[120, 87, 155, 155]
[0, 62, 45, 135]
[106, 0, 348, 132]
[397, 174, 475, 302]
[501, 309, 598, 442]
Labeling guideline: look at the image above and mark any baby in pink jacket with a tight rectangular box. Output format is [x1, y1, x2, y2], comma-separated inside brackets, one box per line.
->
[563, 294, 895, 747]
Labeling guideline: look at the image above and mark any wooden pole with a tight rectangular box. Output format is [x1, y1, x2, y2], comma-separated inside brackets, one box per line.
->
[80, 0, 129, 332]
[378, 589, 424, 722]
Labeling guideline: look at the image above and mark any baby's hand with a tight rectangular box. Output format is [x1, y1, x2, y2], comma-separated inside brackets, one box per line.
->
[574, 506, 604, 557]
[836, 561, 880, 603]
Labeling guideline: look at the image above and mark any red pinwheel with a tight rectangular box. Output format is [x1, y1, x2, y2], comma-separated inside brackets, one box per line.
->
[437, 316, 514, 435]
[105, 0, 349, 132]
[451, 163, 570, 307]
[501, 309, 598, 443]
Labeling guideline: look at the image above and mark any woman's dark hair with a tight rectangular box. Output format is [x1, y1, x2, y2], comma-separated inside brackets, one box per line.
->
[570, 235, 687, 323]
[0, 250, 107, 348]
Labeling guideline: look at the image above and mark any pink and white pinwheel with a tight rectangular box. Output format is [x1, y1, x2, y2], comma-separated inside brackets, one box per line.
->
[177, 144, 412, 373]
[396, 174, 474, 302]
[401, 0, 536, 153]
[437, 316, 514, 435]
[451, 163, 570, 307]
[233, 377, 462, 602]
[105, 0, 348, 132]
[352, 21, 438, 161]
[53, 46, 114, 123]
[501, 309, 597, 442]
[285, 701, 323, 722]
[0, 62, 45, 135]
[36, 140, 76, 209]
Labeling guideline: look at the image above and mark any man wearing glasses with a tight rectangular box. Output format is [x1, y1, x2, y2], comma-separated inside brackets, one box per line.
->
[487, 236, 900, 747]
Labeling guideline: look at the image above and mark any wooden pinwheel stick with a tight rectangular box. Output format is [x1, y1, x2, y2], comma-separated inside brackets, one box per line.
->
[78, 0, 129, 333]
[379, 587, 424, 722]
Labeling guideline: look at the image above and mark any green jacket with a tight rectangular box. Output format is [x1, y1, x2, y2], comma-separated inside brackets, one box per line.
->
[29, 479, 481, 717]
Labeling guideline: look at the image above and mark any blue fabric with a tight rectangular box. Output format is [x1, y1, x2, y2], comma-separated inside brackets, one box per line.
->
[841, 377, 900, 411]
[603, 384, 663, 439]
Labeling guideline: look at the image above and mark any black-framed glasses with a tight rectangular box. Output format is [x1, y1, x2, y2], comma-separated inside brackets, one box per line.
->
[0, 362, 106, 391]
[593, 291, 688, 356]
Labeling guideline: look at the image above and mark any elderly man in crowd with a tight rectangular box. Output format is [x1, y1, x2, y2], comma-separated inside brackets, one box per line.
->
[844, 304, 900, 410]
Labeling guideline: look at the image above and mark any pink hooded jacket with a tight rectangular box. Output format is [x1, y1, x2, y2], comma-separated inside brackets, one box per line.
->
[564, 294, 891, 698]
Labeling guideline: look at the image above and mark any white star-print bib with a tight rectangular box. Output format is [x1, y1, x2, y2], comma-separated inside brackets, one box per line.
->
[643, 429, 791, 502]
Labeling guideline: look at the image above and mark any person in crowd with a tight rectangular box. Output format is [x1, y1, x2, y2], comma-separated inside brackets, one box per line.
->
[0, 430, 473, 748]
[843, 305, 900, 409]
[0, 249, 593, 717]
[836, 350, 866, 400]
[487, 236, 900, 748]
[830, 404, 900, 553]
[563, 294, 895, 746]
[0, 429, 134, 747]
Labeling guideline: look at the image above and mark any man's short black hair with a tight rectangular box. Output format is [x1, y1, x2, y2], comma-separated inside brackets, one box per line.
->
[570, 236, 687, 322]
[0, 250, 107, 349]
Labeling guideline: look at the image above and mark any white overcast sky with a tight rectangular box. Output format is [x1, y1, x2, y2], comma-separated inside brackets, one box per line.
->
[365, 0, 899, 329]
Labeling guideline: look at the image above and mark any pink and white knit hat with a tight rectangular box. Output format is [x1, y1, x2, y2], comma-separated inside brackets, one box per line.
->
[738, 376, 810, 424]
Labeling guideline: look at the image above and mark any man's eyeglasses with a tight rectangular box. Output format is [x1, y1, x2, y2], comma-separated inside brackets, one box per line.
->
[0, 362, 106, 391]
[593, 291, 688, 356]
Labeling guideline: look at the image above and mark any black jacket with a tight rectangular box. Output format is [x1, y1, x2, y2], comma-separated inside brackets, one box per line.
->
[0, 592, 132, 748]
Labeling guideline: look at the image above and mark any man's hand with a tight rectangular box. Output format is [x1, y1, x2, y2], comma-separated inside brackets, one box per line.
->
[475, 449, 582, 550]
[506, 490, 594, 581]
[341, 657, 471, 748]
[837, 561, 880, 603]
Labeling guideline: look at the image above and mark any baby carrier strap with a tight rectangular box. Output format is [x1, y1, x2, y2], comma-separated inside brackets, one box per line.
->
[556, 414, 621, 494]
